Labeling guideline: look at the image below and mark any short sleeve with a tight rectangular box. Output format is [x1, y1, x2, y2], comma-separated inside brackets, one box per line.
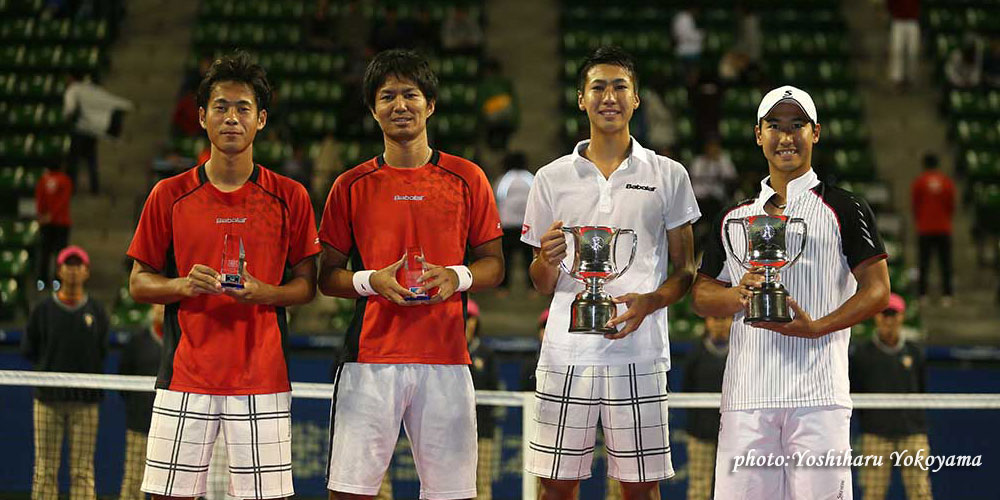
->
[286, 182, 321, 266]
[318, 174, 354, 255]
[698, 207, 732, 284]
[466, 166, 503, 247]
[520, 169, 554, 248]
[127, 181, 173, 271]
[839, 194, 887, 270]
[665, 161, 701, 230]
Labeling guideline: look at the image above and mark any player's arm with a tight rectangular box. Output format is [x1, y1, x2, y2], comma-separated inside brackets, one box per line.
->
[317, 244, 421, 304]
[225, 256, 318, 306]
[528, 220, 565, 295]
[419, 237, 505, 304]
[129, 260, 223, 304]
[753, 257, 890, 339]
[605, 222, 697, 339]
[691, 267, 766, 318]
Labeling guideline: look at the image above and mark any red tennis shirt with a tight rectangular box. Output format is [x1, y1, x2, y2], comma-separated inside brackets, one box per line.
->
[320, 151, 503, 365]
[127, 164, 320, 395]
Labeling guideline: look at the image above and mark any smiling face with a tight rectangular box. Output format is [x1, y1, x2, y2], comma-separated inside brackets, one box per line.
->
[578, 63, 640, 136]
[755, 101, 821, 175]
[371, 74, 435, 143]
[199, 80, 267, 156]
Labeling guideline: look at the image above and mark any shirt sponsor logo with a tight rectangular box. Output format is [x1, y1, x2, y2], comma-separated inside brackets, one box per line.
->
[216, 217, 247, 224]
[393, 195, 425, 201]
[626, 183, 656, 192]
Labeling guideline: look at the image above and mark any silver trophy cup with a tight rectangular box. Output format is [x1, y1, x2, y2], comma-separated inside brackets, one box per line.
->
[724, 215, 807, 323]
[559, 226, 637, 334]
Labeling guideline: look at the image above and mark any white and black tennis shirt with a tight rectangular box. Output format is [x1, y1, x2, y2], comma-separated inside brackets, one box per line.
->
[699, 169, 887, 412]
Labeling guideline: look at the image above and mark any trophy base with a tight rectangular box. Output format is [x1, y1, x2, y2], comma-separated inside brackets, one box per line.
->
[220, 274, 243, 290]
[568, 292, 618, 335]
[745, 283, 791, 323]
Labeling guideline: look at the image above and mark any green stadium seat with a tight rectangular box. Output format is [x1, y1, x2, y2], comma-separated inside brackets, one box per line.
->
[0, 219, 39, 247]
[964, 150, 1000, 181]
[0, 277, 21, 319]
[0, 248, 29, 277]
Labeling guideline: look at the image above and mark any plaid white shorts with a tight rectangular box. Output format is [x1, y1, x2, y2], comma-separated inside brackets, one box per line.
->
[141, 389, 293, 499]
[525, 360, 674, 482]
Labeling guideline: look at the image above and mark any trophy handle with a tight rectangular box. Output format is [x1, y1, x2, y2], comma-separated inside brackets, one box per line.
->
[609, 229, 637, 280]
[724, 218, 752, 270]
[558, 227, 588, 285]
[785, 218, 808, 268]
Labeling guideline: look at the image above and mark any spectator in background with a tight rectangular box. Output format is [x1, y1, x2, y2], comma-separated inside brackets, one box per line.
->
[466, 299, 498, 500]
[639, 74, 676, 156]
[441, 6, 483, 53]
[21, 246, 109, 500]
[170, 89, 201, 137]
[478, 58, 520, 151]
[683, 315, 731, 500]
[688, 67, 723, 144]
[672, 7, 704, 80]
[689, 135, 737, 245]
[371, 6, 416, 53]
[734, 3, 762, 63]
[335, 0, 371, 57]
[494, 152, 534, 294]
[303, 0, 336, 51]
[63, 71, 133, 194]
[910, 153, 955, 305]
[850, 294, 934, 500]
[983, 37, 1000, 88]
[311, 132, 344, 202]
[282, 143, 314, 193]
[35, 162, 73, 291]
[118, 303, 164, 500]
[887, 0, 921, 91]
[944, 34, 984, 89]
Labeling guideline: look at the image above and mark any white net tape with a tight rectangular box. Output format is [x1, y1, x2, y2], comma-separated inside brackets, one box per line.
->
[2, 370, 999, 409]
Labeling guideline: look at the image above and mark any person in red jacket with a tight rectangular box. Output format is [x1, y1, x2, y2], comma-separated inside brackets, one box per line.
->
[910, 152, 955, 304]
[35, 162, 74, 290]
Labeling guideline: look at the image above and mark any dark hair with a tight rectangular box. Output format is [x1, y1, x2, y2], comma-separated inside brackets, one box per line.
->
[923, 152, 939, 169]
[578, 46, 639, 91]
[196, 51, 272, 112]
[363, 49, 438, 110]
[503, 151, 527, 171]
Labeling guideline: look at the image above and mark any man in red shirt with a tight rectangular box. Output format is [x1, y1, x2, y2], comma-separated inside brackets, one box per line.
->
[127, 52, 320, 500]
[35, 162, 73, 290]
[319, 49, 504, 500]
[911, 152, 955, 304]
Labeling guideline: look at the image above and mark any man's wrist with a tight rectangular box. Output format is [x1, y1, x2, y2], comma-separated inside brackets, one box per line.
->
[352, 270, 378, 297]
[446, 265, 473, 292]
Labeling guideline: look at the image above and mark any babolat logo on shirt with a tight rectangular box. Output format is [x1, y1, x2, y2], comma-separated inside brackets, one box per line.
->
[215, 217, 247, 224]
[625, 183, 656, 192]
[393, 195, 425, 201]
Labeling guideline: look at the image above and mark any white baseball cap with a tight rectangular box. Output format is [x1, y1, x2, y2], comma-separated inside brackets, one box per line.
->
[756, 85, 818, 124]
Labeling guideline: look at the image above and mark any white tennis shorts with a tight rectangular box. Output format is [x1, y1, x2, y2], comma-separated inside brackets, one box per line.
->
[141, 389, 293, 499]
[326, 363, 478, 499]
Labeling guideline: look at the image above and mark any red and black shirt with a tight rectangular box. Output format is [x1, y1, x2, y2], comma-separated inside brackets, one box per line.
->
[127, 164, 320, 395]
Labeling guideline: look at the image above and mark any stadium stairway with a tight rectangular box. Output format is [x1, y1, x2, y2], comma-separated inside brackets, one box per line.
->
[69, 0, 198, 306]
[843, 0, 1000, 344]
[483, 0, 561, 179]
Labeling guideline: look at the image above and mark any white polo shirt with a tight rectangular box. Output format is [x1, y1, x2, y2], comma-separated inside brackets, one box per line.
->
[699, 169, 888, 412]
[521, 138, 701, 368]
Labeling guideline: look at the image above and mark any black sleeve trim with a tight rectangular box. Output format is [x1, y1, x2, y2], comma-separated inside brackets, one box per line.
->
[814, 184, 887, 270]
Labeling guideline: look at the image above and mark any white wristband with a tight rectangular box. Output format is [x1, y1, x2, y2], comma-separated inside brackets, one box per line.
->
[352, 270, 378, 297]
[446, 265, 473, 292]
